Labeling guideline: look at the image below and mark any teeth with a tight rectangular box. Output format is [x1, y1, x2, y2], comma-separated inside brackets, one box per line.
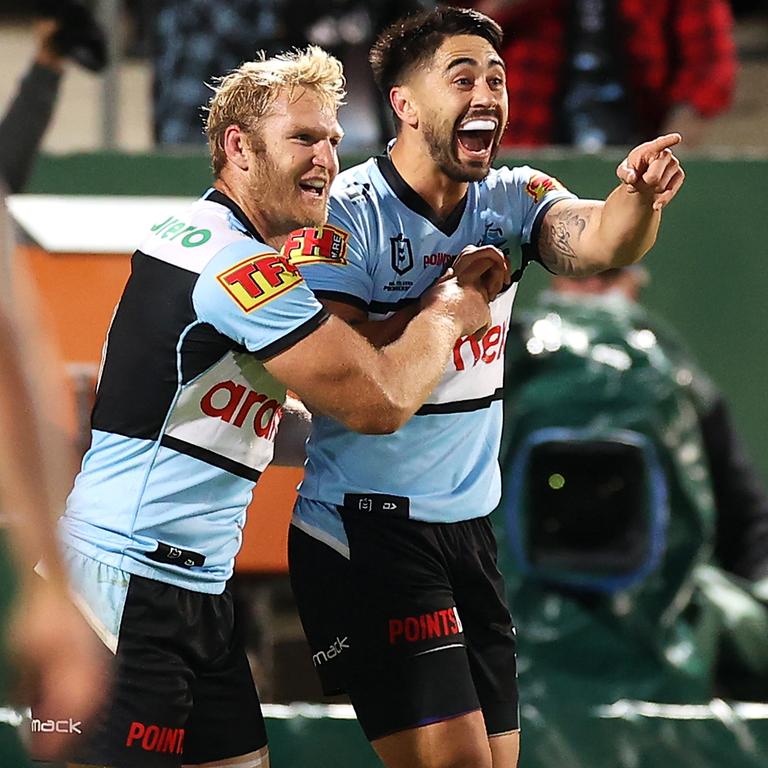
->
[304, 179, 326, 189]
[459, 119, 496, 131]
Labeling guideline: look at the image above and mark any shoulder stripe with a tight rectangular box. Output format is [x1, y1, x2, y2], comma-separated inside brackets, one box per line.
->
[416, 388, 504, 415]
[160, 435, 263, 482]
[254, 308, 329, 361]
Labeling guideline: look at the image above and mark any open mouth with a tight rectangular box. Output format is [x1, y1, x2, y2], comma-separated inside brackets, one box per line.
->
[298, 178, 327, 198]
[456, 118, 497, 158]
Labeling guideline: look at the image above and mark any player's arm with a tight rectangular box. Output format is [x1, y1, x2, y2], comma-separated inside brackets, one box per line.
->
[265, 276, 489, 434]
[271, 395, 311, 466]
[0, 267, 105, 761]
[318, 298, 418, 348]
[316, 245, 509, 349]
[537, 134, 685, 276]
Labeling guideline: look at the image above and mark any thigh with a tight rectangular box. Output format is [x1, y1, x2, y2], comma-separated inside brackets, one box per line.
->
[490, 731, 520, 768]
[373, 710, 491, 768]
[48, 571, 195, 768]
[288, 523, 353, 697]
[182, 609, 267, 766]
[340, 510, 483, 742]
[453, 518, 520, 737]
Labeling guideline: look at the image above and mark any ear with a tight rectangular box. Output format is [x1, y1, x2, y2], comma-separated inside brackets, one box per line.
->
[222, 125, 250, 171]
[390, 86, 418, 129]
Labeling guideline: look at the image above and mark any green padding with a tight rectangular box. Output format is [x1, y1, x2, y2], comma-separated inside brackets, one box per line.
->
[0, 723, 30, 768]
[0, 534, 28, 767]
[261, 704, 768, 768]
[0, 531, 18, 707]
[521, 701, 768, 768]
[264, 706, 379, 767]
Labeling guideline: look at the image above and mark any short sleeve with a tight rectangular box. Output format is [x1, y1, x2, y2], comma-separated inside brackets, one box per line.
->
[288, 195, 375, 311]
[193, 238, 328, 360]
[492, 165, 577, 246]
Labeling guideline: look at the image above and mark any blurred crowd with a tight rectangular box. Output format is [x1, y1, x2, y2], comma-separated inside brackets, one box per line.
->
[2, 0, 766, 154]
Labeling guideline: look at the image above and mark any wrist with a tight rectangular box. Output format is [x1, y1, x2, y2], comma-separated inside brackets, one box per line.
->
[35, 49, 65, 74]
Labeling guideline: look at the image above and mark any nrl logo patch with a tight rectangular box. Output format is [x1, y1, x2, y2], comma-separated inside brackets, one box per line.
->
[525, 173, 566, 204]
[283, 225, 349, 268]
[217, 251, 303, 312]
[390, 233, 414, 276]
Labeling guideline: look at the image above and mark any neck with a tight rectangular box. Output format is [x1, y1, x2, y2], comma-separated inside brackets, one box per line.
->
[389, 135, 468, 220]
[213, 177, 290, 252]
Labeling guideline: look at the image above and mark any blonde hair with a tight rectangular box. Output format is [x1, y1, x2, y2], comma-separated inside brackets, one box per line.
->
[205, 46, 346, 175]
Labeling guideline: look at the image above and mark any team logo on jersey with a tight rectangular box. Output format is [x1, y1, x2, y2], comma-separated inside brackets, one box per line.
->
[390, 233, 414, 275]
[525, 173, 566, 204]
[217, 252, 303, 312]
[282, 225, 349, 268]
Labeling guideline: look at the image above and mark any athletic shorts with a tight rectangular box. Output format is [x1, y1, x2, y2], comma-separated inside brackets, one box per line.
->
[289, 506, 519, 741]
[30, 549, 267, 768]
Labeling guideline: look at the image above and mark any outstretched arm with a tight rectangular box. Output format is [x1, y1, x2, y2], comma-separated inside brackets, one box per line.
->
[538, 134, 686, 276]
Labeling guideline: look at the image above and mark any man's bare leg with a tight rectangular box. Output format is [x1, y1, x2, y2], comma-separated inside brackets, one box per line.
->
[490, 730, 520, 767]
[371, 710, 492, 768]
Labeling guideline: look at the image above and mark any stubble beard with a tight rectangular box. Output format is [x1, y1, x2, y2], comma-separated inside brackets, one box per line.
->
[249, 153, 328, 235]
[422, 114, 497, 184]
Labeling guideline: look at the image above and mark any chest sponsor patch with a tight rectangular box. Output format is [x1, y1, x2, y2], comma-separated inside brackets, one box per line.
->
[217, 251, 303, 312]
[526, 173, 567, 204]
[282, 225, 349, 268]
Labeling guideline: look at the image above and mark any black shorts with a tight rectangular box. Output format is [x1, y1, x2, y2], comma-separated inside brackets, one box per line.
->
[31, 565, 267, 768]
[289, 509, 519, 741]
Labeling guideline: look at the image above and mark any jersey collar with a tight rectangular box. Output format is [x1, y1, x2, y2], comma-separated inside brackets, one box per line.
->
[204, 188, 265, 242]
[375, 153, 468, 237]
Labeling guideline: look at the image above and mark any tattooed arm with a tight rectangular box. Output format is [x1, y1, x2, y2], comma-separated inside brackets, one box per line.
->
[538, 134, 686, 276]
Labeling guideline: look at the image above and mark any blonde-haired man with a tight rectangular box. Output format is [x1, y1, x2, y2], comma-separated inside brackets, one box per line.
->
[44, 47, 501, 768]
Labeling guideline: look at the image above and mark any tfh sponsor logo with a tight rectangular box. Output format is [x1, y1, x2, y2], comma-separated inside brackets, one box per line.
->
[453, 320, 509, 371]
[283, 225, 349, 267]
[31, 718, 83, 735]
[200, 381, 283, 440]
[217, 252, 303, 312]
[126, 721, 185, 755]
[389, 607, 463, 644]
[312, 635, 350, 666]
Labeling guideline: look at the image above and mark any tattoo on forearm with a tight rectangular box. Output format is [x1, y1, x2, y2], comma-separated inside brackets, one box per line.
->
[539, 207, 591, 274]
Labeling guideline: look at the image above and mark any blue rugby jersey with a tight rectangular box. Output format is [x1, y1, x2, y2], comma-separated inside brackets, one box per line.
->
[61, 189, 328, 592]
[293, 153, 575, 553]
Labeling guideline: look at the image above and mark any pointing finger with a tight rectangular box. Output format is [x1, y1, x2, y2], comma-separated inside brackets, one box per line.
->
[644, 133, 682, 155]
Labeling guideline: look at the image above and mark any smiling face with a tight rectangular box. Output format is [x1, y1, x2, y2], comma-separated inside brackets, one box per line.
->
[245, 86, 343, 234]
[404, 35, 508, 182]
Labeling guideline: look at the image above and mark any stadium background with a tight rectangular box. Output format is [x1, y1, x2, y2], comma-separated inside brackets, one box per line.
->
[1, 4, 767, 767]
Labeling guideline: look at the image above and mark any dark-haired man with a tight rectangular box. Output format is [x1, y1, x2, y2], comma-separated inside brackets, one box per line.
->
[288, 6, 685, 768]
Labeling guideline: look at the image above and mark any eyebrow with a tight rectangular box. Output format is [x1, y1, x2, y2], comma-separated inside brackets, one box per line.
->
[445, 55, 507, 72]
[290, 124, 345, 140]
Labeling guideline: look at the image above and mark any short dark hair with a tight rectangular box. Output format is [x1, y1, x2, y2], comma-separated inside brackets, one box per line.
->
[369, 6, 503, 100]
